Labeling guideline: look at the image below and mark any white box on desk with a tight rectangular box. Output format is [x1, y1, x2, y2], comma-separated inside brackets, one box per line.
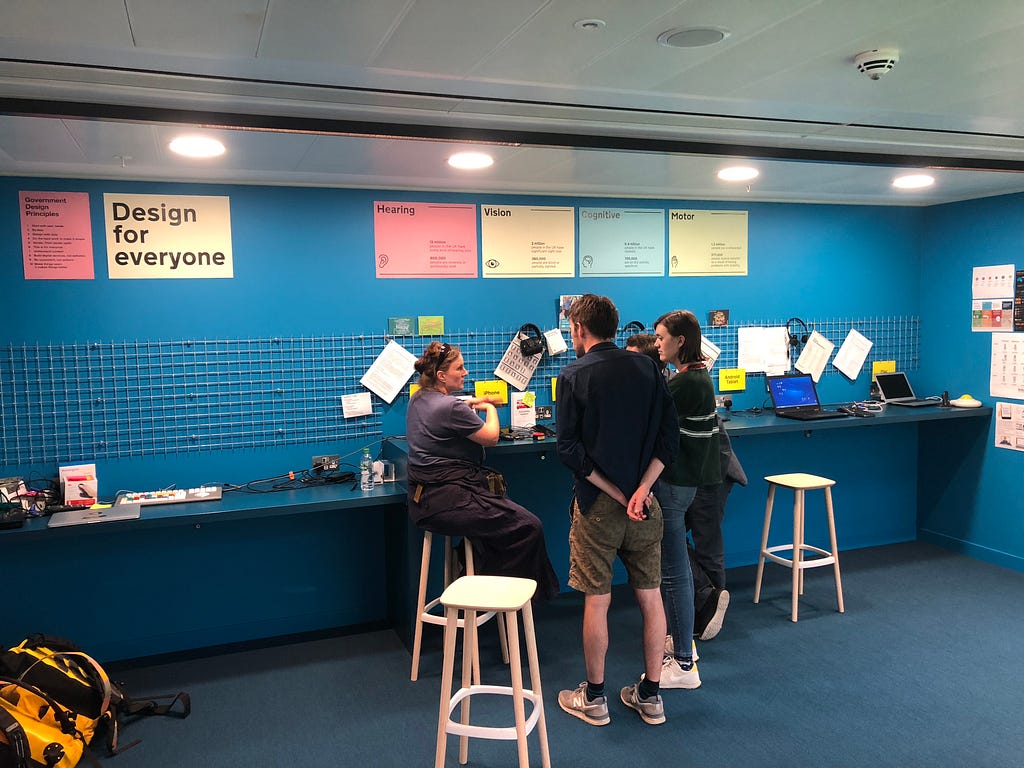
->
[59, 463, 97, 507]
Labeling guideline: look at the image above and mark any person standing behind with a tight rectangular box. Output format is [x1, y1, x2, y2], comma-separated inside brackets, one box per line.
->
[556, 295, 679, 726]
[688, 416, 747, 641]
[653, 310, 722, 688]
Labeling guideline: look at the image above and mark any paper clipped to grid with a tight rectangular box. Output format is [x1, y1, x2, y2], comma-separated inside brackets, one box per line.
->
[360, 340, 416, 404]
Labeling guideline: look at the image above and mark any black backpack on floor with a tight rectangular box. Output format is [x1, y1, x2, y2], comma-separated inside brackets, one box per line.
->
[0, 634, 190, 768]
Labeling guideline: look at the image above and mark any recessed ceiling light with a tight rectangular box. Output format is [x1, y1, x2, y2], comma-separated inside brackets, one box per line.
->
[892, 173, 934, 189]
[169, 136, 225, 158]
[717, 166, 759, 182]
[657, 27, 730, 48]
[447, 152, 494, 170]
[574, 18, 606, 32]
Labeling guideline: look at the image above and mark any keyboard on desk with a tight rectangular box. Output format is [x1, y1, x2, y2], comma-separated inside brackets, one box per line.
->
[117, 486, 223, 506]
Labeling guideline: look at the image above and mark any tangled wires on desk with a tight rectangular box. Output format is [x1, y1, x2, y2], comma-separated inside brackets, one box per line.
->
[224, 467, 356, 495]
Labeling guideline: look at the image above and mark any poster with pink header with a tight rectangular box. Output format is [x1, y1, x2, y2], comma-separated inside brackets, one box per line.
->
[373, 201, 478, 278]
[21, 191, 95, 280]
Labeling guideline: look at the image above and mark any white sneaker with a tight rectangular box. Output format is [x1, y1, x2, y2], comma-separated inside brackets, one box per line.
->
[660, 655, 702, 689]
[664, 635, 699, 662]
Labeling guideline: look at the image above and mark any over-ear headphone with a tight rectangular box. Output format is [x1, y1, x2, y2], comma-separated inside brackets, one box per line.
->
[622, 320, 646, 334]
[786, 317, 810, 348]
[519, 323, 546, 356]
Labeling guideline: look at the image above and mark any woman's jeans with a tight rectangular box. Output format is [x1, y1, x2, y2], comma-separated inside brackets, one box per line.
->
[656, 480, 697, 662]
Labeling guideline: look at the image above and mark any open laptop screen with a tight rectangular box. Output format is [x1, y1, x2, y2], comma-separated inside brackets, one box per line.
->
[875, 372, 915, 400]
[767, 374, 820, 410]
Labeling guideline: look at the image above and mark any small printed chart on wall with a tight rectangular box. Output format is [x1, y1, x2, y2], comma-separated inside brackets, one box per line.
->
[20, 191, 94, 280]
[373, 201, 478, 278]
[104, 193, 233, 279]
[481, 205, 575, 278]
[577, 207, 665, 277]
[668, 209, 748, 276]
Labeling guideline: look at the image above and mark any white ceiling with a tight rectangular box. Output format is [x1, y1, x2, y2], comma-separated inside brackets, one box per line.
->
[2, 0, 1024, 205]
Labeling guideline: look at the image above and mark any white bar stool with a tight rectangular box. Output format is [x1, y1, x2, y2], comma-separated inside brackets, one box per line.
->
[435, 575, 549, 768]
[754, 472, 845, 622]
[410, 531, 508, 682]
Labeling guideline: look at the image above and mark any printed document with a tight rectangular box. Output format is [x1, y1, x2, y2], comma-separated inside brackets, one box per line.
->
[795, 331, 835, 382]
[360, 340, 416, 404]
[833, 329, 873, 380]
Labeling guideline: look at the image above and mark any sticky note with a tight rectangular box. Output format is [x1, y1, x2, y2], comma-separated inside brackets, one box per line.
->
[718, 368, 746, 391]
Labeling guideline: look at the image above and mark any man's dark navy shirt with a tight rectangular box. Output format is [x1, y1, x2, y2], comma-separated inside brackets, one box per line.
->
[556, 341, 678, 513]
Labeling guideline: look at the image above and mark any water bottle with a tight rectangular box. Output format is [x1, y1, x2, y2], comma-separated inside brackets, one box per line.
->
[359, 448, 374, 491]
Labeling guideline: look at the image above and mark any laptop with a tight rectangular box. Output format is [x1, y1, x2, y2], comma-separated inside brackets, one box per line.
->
[766, 374, 848, 421]
[48, 503, 142, 528]
[875, 372, 939, 407]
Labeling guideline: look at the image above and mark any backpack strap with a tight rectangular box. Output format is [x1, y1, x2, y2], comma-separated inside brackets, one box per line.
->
[0, 705, 31, 768]
[19, 635, 81, 654]
[120, 691, 191, 720]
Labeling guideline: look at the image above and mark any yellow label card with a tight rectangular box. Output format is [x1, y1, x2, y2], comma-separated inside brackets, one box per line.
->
[551, 377, 558, 401]
[418, 315, 445, 335]
[872, 360, 896, 380]
[718, 368, 746, 391]
[475, 379, 508, 404]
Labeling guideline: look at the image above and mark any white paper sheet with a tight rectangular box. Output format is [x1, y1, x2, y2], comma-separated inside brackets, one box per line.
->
[544, 328, 568, 356]
[359, 339, 416, 404]
[701, 337, 722, 370]
[833, 329, 873, 380]
[737, 326, 790, 375]
[795, 330, 835, 382]
[341, 391, 373, 418]
[494, 331, 542, 391]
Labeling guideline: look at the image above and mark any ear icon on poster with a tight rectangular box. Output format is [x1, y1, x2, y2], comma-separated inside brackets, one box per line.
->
[378, 253, 389, 267]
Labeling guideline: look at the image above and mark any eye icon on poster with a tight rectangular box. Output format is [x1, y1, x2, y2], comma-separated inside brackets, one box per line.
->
[485, 259, 500, 269]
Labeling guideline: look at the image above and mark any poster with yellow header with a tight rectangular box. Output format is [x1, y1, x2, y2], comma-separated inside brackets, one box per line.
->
[104, 193, 233, 279]
[668, 209, 747, 276]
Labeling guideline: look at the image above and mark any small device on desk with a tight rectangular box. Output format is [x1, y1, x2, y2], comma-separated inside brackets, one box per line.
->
[838, 405, 876, 417]
[116, 486, 223, 506]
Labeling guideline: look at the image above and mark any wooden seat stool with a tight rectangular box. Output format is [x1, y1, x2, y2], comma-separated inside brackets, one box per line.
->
[410, 531, 508, 682]
[435, 575, 549, 768]
[754, 472, 845, 622]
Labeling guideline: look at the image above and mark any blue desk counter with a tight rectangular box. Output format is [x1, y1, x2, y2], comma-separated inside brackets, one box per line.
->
[1, 406, 989, 662]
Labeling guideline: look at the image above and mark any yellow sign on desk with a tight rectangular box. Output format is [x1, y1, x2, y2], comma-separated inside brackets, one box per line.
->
[475, 379, 508, 404]
[872, 360, 896, 380]
[719, 368, 746, 391]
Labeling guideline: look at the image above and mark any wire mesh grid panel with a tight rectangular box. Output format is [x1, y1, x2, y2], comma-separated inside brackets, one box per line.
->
[610, 316, 918, 376]
[1, 317, 917, 465]
[1, 336, 385, 465]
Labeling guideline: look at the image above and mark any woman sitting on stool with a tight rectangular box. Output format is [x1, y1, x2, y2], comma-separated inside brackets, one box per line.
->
[405, 341, 559, 601]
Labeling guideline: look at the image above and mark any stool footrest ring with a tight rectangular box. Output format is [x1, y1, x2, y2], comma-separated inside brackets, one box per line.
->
[763, 544, 835, 569]
[445, 685, 542, 740]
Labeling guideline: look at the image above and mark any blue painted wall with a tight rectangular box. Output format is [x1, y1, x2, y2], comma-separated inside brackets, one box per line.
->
[917, 193, 1024, 571]
[10, 174, 1002, 659]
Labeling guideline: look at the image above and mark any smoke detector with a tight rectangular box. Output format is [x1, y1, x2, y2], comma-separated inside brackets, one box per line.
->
[854, 49, 899, 80]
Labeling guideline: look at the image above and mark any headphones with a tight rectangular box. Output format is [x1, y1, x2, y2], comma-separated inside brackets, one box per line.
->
[622, 320, 646, 334]
[786, 317, 810, 348]
[519, 323, 546, 356]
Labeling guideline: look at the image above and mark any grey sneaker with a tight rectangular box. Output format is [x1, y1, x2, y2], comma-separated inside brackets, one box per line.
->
[558, 682, 610, 726]
[620, 680, 666, 725]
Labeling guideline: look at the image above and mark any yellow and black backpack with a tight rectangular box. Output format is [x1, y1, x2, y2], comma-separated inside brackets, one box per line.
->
[0, 634, 189, 768]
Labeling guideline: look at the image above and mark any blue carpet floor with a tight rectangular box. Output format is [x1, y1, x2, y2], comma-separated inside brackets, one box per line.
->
[101, 541, 1024, 767]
